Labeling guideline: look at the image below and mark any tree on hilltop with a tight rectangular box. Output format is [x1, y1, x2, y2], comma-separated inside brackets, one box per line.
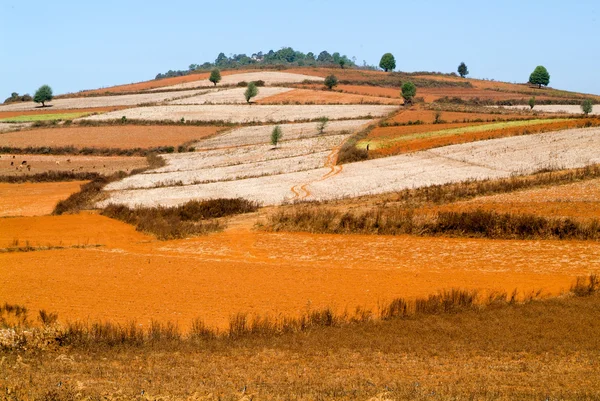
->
[379, 53, 396, 72]
[401, 82, 417, 105]
[33, 85, 53, 107]
[529, 66, 550, 89]
[458, 62, 469, 78]
[209, 69, 222, 86]
[244, 82, 259, 103]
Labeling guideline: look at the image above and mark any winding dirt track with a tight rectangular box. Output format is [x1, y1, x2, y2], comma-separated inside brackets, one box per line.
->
[290, 145, 343, 201]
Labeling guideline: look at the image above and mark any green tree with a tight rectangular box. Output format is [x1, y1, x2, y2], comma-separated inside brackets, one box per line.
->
[209, 69, 221, 86]
[339, 58, 346, 69]
[457, 62, 469, 78]
[401, 82, 417, 105]
[271, 125, 283, 147]
[529, 97, 536, 110]
[581, 99, 593, 116]
[33, 85, 53, 107]
[324, 75, 338, 90]
[379, 53, 396, 72]
[317, 117, 329, 134]
[528, 66, 550, 88]
[244, 82, 259, 103]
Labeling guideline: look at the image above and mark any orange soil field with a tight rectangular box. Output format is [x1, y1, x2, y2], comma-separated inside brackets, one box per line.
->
[367, 118, 598, 157]
[257, 88, 402, 105]
[417, 87, 562, 103]
[0, 181, 87, 217]
[0, 125, 224, 149]
[0, 154, 147, 176]
[292, 84, 402, 99]
[0, 106, 129, 120]
[423, 178, 600, 220]
[1, 213, 599, 330]
[387, 108, 532, 124]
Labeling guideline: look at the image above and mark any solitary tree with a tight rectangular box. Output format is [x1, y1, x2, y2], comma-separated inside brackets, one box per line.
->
[379, 53, 396, 72]
[244, 82, 259, 103]
[324, 74, 338, 90]
[33, 85, 53, 107]
[457, 62, 469, 78]
[209, 69, 222, 86]
[317, 116, 329, 134]
[581, 99, 593, 116]
[529, 96, 536, 110]
[528, 66, 550, 89]
[271, 125, 283, 147]
[401, 82, 417, 105]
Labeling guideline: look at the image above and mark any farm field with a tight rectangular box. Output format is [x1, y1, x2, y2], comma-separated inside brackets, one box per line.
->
[0, 106, 128, 120]
[0, 181, 88, 217]
[503, 104, 600, 114]
[0, 154, 147, 176]
[0, 125, 224, 149]
[169, 86, 294, 104]
[256, 88, 403, 105]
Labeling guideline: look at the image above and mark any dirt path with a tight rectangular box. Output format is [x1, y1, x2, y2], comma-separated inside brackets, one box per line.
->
[290, 145, 343, 201]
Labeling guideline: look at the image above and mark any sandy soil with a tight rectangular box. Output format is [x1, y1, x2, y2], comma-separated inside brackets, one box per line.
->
[256, 88, 403, 105]
[194, 119, 371, 149]
[0, 154, 147, 176]
[149, 71, 324, 92]
[1, 213, 598, 329]
[100, 128, 600, 207]
[0, 125, 223, 149]
[501, 105, 600, 115]
[0, 181, 88, 217]
[0, 90, 205, 112]
[0, 122, 32, 133]
[169, 87, 294, 105]
[80, 104, 398, 123]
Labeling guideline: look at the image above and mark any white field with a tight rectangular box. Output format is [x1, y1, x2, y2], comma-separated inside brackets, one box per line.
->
[500, 105, 600, 115]
[0, 122, 32, 132]
[169, 87, 294, 105]
[149, 71, 324, 92]
[195, 120, 372, 149]
[0, 90, 208, 112]
[80, 105, 397, 123]
[100, 128, 600, 207]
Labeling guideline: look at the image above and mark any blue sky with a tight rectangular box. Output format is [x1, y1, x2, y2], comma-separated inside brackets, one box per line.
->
[1, 0, 598, 97]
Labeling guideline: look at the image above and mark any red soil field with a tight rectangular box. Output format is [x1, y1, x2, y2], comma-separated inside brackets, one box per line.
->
[0, 106, 129, 120]
[257, 88, 402, 105]
[0, 181, 87, 217]
[1, 213, 598, 330]
[0, 125, 224, 149]
[387, 108, 532, 124]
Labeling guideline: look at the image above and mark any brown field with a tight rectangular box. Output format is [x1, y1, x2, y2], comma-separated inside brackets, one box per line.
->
[256, 88, 402, 105]
[2, 213, 599, 330]
[0, 181, 88, 217]
[417, 87, 563, 103]
[0, 154, 147, 176]
[0, 125, 224, 149]
[0, 106, 129, 120]
[387, 108, 532, 124]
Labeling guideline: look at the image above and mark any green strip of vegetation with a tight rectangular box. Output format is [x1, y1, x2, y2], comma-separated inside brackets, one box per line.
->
[358, 118, 568, 149]
[0, 112, 91, 122]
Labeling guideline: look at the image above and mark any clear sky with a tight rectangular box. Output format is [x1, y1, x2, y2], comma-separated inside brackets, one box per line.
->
[1, 0, 598, 97]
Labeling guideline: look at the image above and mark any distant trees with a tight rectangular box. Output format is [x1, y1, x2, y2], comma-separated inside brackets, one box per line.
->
[529, 97, 536, 110]
[324, 75, 338, 90]
[528, 66, 550, 88]
[458, 62, 469, 78]
[581, 99, 593, 116]
[379, 53, 396, 72]
[339, 58, 346, 69]
[4, 92, 32, 104]
[209, 69, 222, 86]
[401, 82, 417, 105]
[244, 82, 259, 103]
[271, 125, 283, 147]
[33, 85, 53, 107]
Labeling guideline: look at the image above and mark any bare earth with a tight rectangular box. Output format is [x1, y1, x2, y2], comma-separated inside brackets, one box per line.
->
[169, 87, 294, 105]
[100, 128, 600, 207]
[500, 104, 600, 115]
[0, 181, 87, 217]
[0, 154, 147, 176]
[0, 122, 32, 132]
[149, 71, 324, 92]
[80, 104, 397, 123]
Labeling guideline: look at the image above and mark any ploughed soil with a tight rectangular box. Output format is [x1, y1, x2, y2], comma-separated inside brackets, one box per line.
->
[0, 181, 88, 217]
[1, 213, 598, 330]
[0, 154, 147, 176]
[0, 125, 224, 149]
[257, 88, 402, 105]
[0, 106, 129, 120]
[387, 108, 533, 124]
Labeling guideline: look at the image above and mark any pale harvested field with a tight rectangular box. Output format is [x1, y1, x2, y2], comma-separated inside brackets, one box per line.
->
[81, 104, 397, 123]
[501, 104, 600, 115]
[101, 128, 600, 207]
[195, 119, 372, 149]
[0, 125, 223, 149]
[1, 214, 599, 329]
[0, 122, 32, 132]
[0, 154, 147, 176]
[104, 134, 351, 191]
[0, 181, 87, 217]
[0, 89, 206, 112]
[149, 71, 324, 91]
[169, 87, 294, 105]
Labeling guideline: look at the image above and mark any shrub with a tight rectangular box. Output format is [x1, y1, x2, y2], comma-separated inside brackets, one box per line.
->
[244, 82, 259, 103]
[271, 125, 282, 147]
[529, 96, 536, 110]
[237, 81, 248, 87]
[581, 99, 593, 116]
[254, 80, 265, 87]
[324, 74, 338, 90]
[317, 116, 329, 134]
[209, 69, 221, 86]
[401, 82, 417, 105]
